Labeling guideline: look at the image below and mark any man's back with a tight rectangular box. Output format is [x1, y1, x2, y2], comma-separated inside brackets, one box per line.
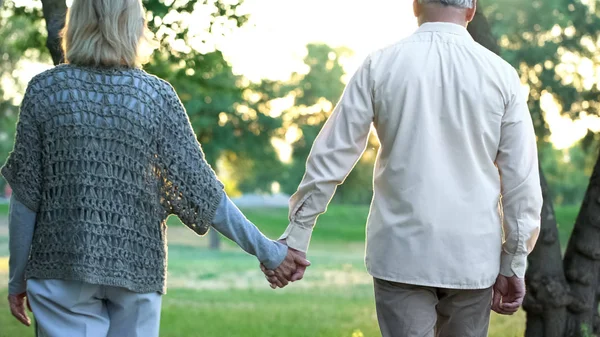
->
[278, 2, 542, 335]
[280, 21, 540, 290]
[365, 22, 521, 288]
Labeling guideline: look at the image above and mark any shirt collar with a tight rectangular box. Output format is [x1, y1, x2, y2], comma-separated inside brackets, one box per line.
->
[415, 22, 472, 38]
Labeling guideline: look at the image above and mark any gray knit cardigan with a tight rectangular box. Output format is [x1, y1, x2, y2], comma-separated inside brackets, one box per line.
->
[1, 64, 224, 294]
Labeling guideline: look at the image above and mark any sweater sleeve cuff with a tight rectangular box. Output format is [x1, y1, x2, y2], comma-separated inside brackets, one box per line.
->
[8, 282, 27, 296]
[279, 222, 312, 253]
[500, 251, 527, 278]
[261, 241, 288, 270]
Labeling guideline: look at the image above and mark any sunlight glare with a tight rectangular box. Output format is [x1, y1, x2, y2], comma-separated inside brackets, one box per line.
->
[271, 181, 281, 194]
[268, 95, 295, 118]
[541, 91, 590, 149]
[271, 138, 292, 163]
[219, 0, 417, 82]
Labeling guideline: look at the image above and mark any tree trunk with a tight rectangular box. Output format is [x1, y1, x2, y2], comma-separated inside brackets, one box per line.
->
[563, 151, 600, 336]
[523, 168, 570, 337]
[467, 4, 574, 337]
[40, 0, 67, 65]
[594, 287, 600, 334]
[467, 7, 500, 55]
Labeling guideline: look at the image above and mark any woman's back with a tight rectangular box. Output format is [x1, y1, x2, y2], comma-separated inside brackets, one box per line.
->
[3, 64, 224, 294]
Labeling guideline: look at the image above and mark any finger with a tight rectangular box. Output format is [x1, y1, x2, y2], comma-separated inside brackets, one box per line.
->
[260, 264, 276, 277]
[8, 297, 29, 325]
[293, 255, 311, 267]
[11, 307, 31, 326]
[275, 273, 289, 287]
[500, 300, 522, 312]
[491, 288, 502, 313]
[272, 274, 285, 288]
[290, 266, 307, 282]
[26, 297, 32, 312]
[277, 266, 292, 280]
[496, 305, 517, 315]
[260, 265, 274, 276]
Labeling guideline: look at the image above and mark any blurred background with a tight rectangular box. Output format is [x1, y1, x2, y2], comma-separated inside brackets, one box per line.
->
[0, 0, 599, 336]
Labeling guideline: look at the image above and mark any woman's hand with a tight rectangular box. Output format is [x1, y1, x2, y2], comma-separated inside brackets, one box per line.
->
[8, 292, 32, 326]
[261, 241, 311, 289]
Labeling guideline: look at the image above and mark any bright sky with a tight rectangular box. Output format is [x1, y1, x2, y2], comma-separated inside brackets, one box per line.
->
[219, 0, 417, 81]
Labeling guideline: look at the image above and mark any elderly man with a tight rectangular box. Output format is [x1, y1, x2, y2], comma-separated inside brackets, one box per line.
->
[264, 0, 543, 336]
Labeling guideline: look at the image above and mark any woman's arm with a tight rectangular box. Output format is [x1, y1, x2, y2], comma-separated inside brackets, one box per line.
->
[8, 195, 36, 295]
[211, 194, 287, 270]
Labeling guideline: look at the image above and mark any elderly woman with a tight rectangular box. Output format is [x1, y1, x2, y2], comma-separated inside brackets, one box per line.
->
[2, 0, 309, 336]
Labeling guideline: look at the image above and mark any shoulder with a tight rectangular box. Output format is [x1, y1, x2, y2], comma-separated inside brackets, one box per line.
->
[135, 71, 180, 103]
[24, 65, 66, 94]
[365, 35, 420, 71]
[472, 42, 516, 74]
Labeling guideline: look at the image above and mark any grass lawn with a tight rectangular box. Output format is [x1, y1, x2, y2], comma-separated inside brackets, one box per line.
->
[0, 285, 527, 337]
[0, 204, 578, 337]
[555, 205, 579, 245]
[170, 204, 580, 247]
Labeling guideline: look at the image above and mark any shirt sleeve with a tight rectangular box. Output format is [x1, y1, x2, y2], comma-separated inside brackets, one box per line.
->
[211, 193, 287, 270]
[496, 71, 543, 278]
[157, 83, 224, 236]
[279, 56, 375, 253]
[8, 195, 36, 295]
[1, 81, 43, 212]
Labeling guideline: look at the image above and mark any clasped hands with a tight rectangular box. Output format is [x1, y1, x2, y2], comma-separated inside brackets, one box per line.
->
[260, 240, 311, 289]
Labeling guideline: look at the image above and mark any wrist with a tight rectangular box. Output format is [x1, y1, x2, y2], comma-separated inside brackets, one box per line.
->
[500, 251, 527, 278]
[260, 241, 288, 270]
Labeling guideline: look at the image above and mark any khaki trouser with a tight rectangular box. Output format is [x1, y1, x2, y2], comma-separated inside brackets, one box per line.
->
[373, 278, 493, 337]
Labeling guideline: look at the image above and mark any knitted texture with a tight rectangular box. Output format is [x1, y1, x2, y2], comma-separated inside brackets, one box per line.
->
[1, 64, 224, 294]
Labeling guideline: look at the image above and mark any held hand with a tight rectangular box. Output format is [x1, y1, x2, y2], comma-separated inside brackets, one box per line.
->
[8, 292, 32, 326]
[491, 275, 525, 315]
[261, 240, 310, 289]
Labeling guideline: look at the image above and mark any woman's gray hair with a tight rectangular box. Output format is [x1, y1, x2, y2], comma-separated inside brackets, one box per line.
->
[61, 0, 154, 68]
[418, 0, 474, 8]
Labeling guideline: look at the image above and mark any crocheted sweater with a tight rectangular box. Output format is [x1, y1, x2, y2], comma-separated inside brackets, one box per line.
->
[1, 64, 224, 294]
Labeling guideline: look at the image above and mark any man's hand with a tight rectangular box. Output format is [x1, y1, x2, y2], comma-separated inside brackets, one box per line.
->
[261, 240, 310, 289]
[8, 292, 32, 326]
[492, 275, 525, 315]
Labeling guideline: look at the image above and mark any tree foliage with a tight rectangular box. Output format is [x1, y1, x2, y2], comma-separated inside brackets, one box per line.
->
[486, 0, 600, 142]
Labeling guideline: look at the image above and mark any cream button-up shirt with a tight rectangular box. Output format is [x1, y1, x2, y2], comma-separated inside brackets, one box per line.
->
[280, 22, 543, 289]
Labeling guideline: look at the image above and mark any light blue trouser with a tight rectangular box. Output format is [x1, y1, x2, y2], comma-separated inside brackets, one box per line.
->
[27, 279, 162, 337]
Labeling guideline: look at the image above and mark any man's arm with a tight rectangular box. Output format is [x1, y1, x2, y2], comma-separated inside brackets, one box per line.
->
[279, 56, 376, 253]
[496, 70, 543, 279]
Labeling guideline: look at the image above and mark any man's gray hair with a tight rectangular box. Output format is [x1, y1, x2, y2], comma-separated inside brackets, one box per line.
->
[418, 0, 474, 8]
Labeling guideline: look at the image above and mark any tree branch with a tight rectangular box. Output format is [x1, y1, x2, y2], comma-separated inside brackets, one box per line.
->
[41, 0, 67, 65]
